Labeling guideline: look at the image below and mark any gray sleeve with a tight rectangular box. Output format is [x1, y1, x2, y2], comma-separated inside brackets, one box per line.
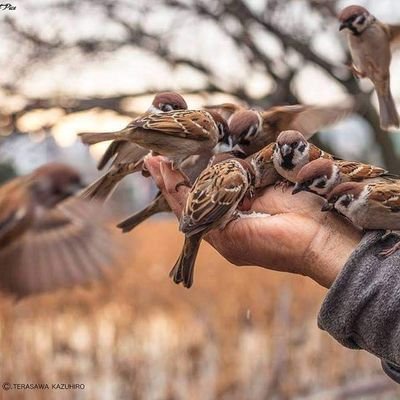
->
[318, 231, 400, 372]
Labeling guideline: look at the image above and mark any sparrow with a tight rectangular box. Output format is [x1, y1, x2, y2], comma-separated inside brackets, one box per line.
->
[322, 181, 400, 256]
[272, 130, 333, 183]
[292, 158, 396, 197]
[171, 155, 255, 288]
[79, 109, 231, 176]
[0, 163, 121, 298]
[338, 5, 400, 129]
[228, 104, 352, 156]
[80, 92, 188, 200]
[247, 142, 280, 190]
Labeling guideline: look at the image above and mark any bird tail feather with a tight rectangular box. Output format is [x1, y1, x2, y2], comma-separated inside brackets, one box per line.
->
[169, 233, 202, 289]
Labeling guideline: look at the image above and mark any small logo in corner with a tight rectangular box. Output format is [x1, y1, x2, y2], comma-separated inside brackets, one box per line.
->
[0, 3, 16, 10]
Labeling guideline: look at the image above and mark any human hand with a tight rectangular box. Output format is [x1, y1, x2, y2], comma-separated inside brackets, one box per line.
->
[145, 156, 362, 288]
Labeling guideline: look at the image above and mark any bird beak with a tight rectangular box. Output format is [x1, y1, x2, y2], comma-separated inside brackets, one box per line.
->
[292, 183, 307, 195]
[321, 202, 333, 212]
[280, 144, 292, 157]
[339, 22, 347, 31]
[232, 144, 246, 157]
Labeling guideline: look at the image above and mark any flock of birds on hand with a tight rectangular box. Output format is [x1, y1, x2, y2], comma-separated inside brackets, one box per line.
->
[1, 4, 400, 296]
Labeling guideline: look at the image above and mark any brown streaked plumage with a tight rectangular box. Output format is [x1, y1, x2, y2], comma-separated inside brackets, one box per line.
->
[0, 163, 121, 298]
[293, 158, 395, 197]
[229, 104, 351, 156]
[171, 156, 255, 288]
[338, 5, 400, 129]
[324, 181, 400, 257]
[79, 109, 230, 172]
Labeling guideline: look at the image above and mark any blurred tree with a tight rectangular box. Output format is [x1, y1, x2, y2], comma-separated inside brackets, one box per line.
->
[1, 0, 400, 170]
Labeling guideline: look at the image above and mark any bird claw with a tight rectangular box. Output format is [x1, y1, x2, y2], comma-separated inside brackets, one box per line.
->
[175, 179, 191, 192]
[274, 179, 291, 192]
[379, 240, 400, 258]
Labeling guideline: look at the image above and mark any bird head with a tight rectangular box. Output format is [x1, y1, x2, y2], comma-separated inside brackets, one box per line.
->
[148, 92, 188, 113]
[31, 163, 84, 207]
[228, 110, 261, 150]
[293, 158, 338, 196]
[338, 5, 374, 35]
[322, 181, 366, 213]
[274, 130, 309, 171]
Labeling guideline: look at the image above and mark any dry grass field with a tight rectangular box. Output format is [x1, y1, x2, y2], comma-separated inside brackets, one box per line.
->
[0, 220, 399, 400]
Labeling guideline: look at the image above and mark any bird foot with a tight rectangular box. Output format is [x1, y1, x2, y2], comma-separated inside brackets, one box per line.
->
[345, 62, 366, 80]
[379, 240, 400, 258]
[175, 179, 191, 192]
[274, 179, 291, 192]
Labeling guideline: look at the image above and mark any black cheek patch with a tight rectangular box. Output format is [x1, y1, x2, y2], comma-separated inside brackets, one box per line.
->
[315, 180, 326, 189]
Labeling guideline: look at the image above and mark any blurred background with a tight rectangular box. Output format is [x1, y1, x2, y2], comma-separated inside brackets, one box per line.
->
[1, 0, 400, 398]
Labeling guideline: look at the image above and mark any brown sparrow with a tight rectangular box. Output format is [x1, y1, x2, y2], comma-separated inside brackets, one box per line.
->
[80, 92, 188, 200]
[293, 158, 395, 197]
[0, 163, 121, 297]
[79, 109, 230, 174]
[272, 130, 333, 183]
[339, 5, 400, 129]
[171, 155, 255, 288]
[322, 181, 400, 256]
[228, 104, 351, 156]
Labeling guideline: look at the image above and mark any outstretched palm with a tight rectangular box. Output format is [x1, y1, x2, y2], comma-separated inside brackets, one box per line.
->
[145, 157, 361, 288]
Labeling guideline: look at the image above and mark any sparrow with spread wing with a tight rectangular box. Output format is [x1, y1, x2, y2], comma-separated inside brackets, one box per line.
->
[229, 104, 352, 155]
[0, 163, 121, 298]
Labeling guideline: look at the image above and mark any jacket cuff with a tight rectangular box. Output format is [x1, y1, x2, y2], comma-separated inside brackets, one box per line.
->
[318, 230, 400, 366]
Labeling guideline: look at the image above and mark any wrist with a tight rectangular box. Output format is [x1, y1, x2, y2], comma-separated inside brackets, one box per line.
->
[305, 215, 362, 288]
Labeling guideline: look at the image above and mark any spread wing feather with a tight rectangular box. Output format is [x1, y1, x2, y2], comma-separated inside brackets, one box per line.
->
[0, 197, 120, 297]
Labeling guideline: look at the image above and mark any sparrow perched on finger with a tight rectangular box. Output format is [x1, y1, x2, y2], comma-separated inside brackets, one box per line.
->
[322, 181, 400, 256]
[272, 130, 333, 183]
[339, 5, 400, 129]
[171, 155, 255, 288]
[228, 104, 352, 156]
[0, 163, 121, 298]
[292, 158, 397, 197]
[80, 92, 188, 201]
[79, 109, 231, 177]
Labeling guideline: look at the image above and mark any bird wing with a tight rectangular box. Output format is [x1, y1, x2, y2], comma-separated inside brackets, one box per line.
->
[203, 103, 246, 121]
[129, 110, 213, 141]
[263, 104, 352, 139]
[0, 197, 121, 298]
[368, 183, 400, 213]
[308, 144, 334, 162]
[180, 160, 249, 236]
[337, 160, 388, 180]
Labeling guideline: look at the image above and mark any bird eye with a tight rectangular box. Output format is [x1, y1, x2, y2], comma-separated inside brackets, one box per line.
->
[160, 104, 174, 112]
[291, 141, 298, 148]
